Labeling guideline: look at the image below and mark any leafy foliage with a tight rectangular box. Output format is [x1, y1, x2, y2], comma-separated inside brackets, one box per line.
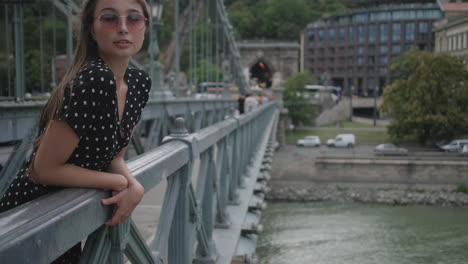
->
[381, 50, 468, 144]
[187, 59, 223, 84]
[283, 72, 316, 126]
[227, 0, 346, 40]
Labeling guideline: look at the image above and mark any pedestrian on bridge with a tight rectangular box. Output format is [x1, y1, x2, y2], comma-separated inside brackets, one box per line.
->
[0, 0, 151, 262]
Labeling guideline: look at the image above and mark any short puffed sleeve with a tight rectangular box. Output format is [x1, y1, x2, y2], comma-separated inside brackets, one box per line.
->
[140, 70, 152, 109]
[56, 66, 113, 137]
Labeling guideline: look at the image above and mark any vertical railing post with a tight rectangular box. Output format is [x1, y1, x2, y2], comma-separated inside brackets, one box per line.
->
[168, 165, 191, 263]
[165, 118, 193, 263]
[215, 138, 230, 227]
[228, 120, 241, 204]
[163, 117, 219, 263]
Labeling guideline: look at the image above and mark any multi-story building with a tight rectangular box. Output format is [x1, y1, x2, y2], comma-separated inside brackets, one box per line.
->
[434, 2, 468, 69]
[301, 0, 442, 97]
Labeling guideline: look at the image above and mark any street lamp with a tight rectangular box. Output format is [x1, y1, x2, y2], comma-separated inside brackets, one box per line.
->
[147, 0, 173, 99]
[150, 1, 164, 23]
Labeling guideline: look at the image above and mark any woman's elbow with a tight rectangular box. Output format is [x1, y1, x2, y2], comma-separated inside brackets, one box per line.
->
[29, 160, 50, 184]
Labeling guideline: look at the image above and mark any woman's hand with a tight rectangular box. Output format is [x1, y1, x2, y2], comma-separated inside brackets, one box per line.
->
[101, 180, 144, 226]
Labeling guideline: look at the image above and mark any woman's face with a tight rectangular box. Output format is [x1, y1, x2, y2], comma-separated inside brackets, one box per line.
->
[91, 0, 146, 61]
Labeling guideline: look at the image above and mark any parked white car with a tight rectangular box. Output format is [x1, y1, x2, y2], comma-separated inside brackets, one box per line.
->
[460, 145, 468, 157]
[440, 139, 468, 152]
[327, 134, 355, 148]
[297, 136, 321, 147]
[374, 144, 408, 156]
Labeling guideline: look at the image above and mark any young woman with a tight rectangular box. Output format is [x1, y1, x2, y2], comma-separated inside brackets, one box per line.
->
[0, 0, 152, 262]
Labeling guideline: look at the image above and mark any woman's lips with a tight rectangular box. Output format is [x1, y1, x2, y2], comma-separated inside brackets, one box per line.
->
[114, 40, 132, 49]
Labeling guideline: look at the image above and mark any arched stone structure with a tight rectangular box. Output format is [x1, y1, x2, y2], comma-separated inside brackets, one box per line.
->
[237, 40, 300, 89]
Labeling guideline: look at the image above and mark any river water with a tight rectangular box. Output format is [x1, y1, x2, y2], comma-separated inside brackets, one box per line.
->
[256, 202, 468, 264]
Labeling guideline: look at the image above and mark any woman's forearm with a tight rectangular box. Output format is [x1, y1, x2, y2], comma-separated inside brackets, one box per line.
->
[109, 157, 139, 186]
[31, 163, 128, 192]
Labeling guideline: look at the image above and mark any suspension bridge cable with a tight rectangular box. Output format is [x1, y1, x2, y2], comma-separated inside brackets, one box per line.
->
[175, 0, 180, 92]
[51, 4, 57, 88]
[5, 5, 12, 97]
[39, 3, 45, 93]
[188, 0, 193, 92]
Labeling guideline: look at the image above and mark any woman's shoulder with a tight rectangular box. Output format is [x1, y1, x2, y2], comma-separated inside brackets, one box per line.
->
[127, 68, 151, 94]
[77, 59, 115, 83]
[71, 58, 116, 96]
[127, 68, 151, 83]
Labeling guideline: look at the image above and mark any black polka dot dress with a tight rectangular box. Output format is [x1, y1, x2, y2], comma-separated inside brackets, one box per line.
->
[0, 57, 151, 263]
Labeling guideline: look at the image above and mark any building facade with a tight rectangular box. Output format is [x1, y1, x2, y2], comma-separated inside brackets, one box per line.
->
[434, 3, 468, 70]
[301, 1, 442, 97]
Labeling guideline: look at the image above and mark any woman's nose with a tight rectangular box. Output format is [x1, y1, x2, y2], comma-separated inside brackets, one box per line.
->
[117, 18, 129, 33]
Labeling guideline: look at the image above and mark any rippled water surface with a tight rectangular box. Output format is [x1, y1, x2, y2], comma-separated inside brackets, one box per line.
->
[257, 202, 468, 264]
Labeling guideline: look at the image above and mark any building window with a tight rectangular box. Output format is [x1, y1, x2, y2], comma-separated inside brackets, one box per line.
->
[405, 23, 415, 41]
[329, 28, 336, 41]
[369, 56, 376, 64]
[358, 46, 365, 54]
[418, 22, 428, 40]
[380, 45, 388, 53]
[358, 56, 365, 65]
[349, 26, 355, 41]
[392, 44, 401, 54]
[459, 34, 463, 50]
[464, 33, 468, 49]
[380, 23, 388, 42]
[355, 13, 368, 23]
[392, 23, 401, 41]
[339, 28, 345, 40]
[379, 67, 388, 74]
[319, 29, 325, 41]
[368, 45, 376, 53]
[308, 30, 315, 41]
[379, 56, 388, 64]
[371, 11, 391, 21]
[359, 25, 366, 42]
[405, 44, 414, 51]
[369, 24, 377, 42]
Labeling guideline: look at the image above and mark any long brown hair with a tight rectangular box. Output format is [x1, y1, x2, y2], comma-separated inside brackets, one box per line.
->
[31, 0, 150, 168]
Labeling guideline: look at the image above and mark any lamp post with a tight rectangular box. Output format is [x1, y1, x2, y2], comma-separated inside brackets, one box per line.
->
[147, 0, 173, 99]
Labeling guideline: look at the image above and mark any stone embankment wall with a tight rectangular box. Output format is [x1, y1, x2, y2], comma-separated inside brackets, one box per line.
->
[267, 181, 468, 206]
[270, 153, 468, 206]
[314, 158, 468, 184]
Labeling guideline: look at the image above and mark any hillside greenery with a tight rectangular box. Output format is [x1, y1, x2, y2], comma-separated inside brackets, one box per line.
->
[226, 0, 347, 40]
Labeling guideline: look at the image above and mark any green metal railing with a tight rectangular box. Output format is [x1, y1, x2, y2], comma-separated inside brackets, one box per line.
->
[0, 102, 278, 263]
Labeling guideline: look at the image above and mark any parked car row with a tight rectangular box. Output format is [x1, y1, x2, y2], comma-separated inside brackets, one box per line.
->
[374, 144, 408, 156]
[296, 134, 355, 148]
[438, 139, 468, 155]
[296, 135, 468, 157]
[461, 145, 468, 156]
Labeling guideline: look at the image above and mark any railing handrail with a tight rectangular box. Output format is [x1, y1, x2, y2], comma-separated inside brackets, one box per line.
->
[0, 102, 278, 263]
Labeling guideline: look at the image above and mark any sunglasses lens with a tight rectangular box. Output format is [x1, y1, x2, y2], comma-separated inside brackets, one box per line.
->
[98, 13, 146, 30]
[127, 14, 146, 29]
[99, 13, 119, 27]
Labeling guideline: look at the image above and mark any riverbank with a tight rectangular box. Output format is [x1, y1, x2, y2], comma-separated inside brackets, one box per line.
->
[267, 181, 468, 206]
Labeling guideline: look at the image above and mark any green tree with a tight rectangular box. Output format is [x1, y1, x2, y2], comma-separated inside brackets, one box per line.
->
[381, 50, 468, 144]
[226, 0, 346, 40]
[187, 59, 223, 84]
[259, 0, 311, 40]
[283, 71, 316, 126]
